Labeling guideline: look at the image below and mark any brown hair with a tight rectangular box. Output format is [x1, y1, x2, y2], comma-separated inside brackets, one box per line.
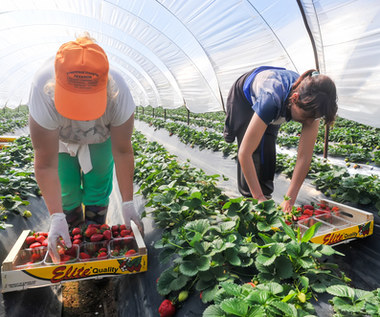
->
[291, 69, 338, 126]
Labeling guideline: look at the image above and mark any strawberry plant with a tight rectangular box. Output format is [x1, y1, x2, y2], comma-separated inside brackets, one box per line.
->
[327, 285, 380, 316]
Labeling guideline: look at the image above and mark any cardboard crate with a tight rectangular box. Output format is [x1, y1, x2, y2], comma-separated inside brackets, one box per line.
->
[297, 199, 374, 245]
[1, 222, 147, 293]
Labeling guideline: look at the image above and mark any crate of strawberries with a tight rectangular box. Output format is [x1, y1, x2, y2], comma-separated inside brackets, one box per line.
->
[285, 199, 374, 245]
[1, 221, 147, 292]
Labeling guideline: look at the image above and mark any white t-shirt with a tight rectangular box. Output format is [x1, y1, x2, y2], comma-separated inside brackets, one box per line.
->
[28, 57, 136, 145]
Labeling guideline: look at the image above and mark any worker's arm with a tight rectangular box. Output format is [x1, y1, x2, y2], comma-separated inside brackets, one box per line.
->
[238, 113, 268, 202]
[110, 114, 135, 202]
[29, 115, 62, 215]
[281, 119, 320, 212]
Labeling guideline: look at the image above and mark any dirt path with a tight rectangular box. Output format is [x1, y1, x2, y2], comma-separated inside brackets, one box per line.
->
[62, 279, 118, 316]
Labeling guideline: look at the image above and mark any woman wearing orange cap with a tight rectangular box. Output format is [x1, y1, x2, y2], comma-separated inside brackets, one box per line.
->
[28, 33, 142, 263]
[224, 66, 338, 212]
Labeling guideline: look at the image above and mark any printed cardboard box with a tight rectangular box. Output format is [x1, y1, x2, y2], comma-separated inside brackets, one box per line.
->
[1, 222, 147, 293]
[298, 199, 374, 245]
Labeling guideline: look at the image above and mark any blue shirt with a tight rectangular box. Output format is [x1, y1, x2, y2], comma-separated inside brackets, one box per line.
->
[243, 66, 299, 125]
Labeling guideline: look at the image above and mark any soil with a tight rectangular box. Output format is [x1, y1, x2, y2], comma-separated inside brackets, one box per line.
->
[62, 278, 118, 317]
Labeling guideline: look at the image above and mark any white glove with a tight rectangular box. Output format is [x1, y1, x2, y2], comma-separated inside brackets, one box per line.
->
[122, 201, 143, 233]
[48, 213, 72, 264]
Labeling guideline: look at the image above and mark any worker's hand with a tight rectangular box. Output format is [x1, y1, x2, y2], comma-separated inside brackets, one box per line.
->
[280, 199, 293, 214]
[122, 201, 143, 233]
[48, 213, 72, 264]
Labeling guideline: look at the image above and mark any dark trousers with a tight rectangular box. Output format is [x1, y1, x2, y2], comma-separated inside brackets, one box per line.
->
[224, 70, 279, 197]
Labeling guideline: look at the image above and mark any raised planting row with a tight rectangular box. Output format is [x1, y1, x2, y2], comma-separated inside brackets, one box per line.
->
[0, 105, 29, 135]
[137, 106, 380, 166]
[132, 130, 380, 317]
[0, 136, 40, 229]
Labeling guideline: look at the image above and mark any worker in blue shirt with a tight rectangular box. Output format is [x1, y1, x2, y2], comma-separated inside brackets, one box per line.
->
[224, 66, 338, 212]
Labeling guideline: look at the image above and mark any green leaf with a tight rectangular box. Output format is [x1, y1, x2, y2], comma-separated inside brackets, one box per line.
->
[246, 306, 266, 317]
[256, 282, 284, 295]
[256, 254, 276, 266]
[270, 300, 296, 316]
[326, 285, 355, 300]
[226, 248, 241, 266]
[278, 218, 296, 241]
[246, 290, 270, 305]
[158, 247, 176, 263]
[220, 298, 248, 316]
[179, 260, 198, 276]
[301, 222, 322, 242]
[197, 255, 211, 271]
[185, 219, 210, 234]
[331, 296, 365, 312]
[202, 284, 220, 303]
[219, 221, 237, 232]
[203, 305, 226, 317]
[221, 282, 241, 297]
[275, 256, 294, 280]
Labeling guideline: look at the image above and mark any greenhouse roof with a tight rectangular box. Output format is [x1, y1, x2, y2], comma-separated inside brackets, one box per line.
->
[1, 0, 380, 127]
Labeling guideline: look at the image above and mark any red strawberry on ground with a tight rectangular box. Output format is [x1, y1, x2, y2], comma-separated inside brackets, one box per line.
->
[158, 299, 175, 317]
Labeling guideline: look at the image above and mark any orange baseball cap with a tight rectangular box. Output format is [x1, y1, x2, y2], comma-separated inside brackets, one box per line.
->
[54, 37, 109, 121]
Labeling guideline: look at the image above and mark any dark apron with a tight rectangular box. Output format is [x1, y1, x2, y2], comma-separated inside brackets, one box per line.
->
[223, 68, 281, 197]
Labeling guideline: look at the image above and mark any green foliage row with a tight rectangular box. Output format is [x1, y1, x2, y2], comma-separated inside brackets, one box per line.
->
[0, 106, 29, 135]
[132, 130, 379, 317]
[0, 136, 40, 228]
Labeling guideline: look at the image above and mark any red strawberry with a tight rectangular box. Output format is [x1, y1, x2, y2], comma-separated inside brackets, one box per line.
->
[90, 233, 104, 242]
[85, 227, 99, 238]
[303, 205, 314, 211]
[120, 230, 129, 237]
[97, 252, 108, 258]
[111, 225, 119, 232]
[31, 253, 42, 263]
[100, 224, 110, 231]
[72, 227, 81, 235]
[42, 239, 48, 247]
[73, 234, 82, 240]
[158, 299, 175, 317]
[103, 230, 111, 240]
[36, 232, 48, 237]
[125, 249, 136, 256]
[30, 242, 42, 248]
[80, 252, 91, 259]
[36, 235, 46, 244]
[303, 209, 313, 216]
[26, 236, 36, 245]
[99, 248, 107, 253]
[119, 224, 127, 231]
[60, 255, 71, 262]
[73, 239, 82, 245]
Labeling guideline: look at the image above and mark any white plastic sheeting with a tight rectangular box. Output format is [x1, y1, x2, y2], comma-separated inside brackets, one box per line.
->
[0, 0, 380, 127]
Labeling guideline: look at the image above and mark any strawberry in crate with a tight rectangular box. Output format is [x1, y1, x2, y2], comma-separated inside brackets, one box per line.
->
[80, 224, 112, 242]
[25, 231, 49, 249]
[111, 224, 134, 239]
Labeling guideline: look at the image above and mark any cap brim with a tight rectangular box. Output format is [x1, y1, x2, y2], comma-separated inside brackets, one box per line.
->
[55, 82, 107, 121]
